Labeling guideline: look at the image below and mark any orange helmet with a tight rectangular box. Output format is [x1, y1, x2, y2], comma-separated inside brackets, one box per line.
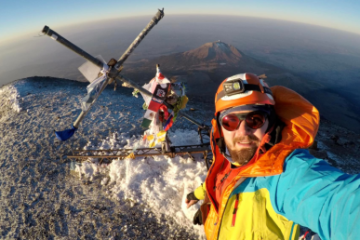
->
[215, 73, 275, 115]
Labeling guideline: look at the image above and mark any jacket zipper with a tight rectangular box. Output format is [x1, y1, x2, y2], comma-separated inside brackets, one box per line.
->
[216, 177, 246, 239]
[215, 191, 232, 239]
[231, 193, 240, 227]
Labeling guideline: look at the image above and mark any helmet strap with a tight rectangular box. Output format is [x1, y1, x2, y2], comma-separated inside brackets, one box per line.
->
[266, 106, 277, 132]
[215, 112, 226, 155]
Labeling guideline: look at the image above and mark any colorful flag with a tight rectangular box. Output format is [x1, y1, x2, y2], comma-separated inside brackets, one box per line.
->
[156, 130, 167, 144]
[146, 134, 156, 148]
[141, 97, 163, 129]
[163, 111, 174, 131]
[141, 65, 170, 130]
[81, 75, 107, 111]
[144, 130, 167, 148]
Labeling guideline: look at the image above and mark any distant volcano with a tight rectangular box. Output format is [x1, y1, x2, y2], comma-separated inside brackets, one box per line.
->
[182, 41, 242, 63]
[138, 41, 244, 70]
[123, 41, 313, 100]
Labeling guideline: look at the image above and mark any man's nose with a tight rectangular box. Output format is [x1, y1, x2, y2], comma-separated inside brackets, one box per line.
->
[235, 120, 252, 136]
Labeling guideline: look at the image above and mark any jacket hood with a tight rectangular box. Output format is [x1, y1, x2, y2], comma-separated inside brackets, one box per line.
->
[272, 86, 319, 149]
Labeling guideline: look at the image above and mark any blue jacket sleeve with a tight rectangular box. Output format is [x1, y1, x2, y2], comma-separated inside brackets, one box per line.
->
[271, 149, 360, 240]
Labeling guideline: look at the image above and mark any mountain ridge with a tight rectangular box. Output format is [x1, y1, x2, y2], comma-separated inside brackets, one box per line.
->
[135, 41, 246, 70]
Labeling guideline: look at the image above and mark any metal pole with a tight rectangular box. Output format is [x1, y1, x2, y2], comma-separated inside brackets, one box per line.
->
[179, 112, 205, 128]
[42, 26, 104, 68]
[73, 78, 111, 128]
[115, 9, 164, 68]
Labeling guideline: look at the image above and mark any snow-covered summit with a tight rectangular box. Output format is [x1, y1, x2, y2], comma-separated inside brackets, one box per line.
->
[182, 41, 243, 63]
[1, 76, 360, 239]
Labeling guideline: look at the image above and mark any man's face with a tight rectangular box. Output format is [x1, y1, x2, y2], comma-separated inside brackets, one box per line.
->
[221, 110, 269, 165]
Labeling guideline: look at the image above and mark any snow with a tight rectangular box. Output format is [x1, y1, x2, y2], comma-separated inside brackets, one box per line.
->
[215, 41, 229, 51]
[0, 84, 22, 113]
[75, 129, 208, 237]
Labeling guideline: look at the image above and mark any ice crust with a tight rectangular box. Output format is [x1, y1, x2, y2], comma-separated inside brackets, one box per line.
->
[76, 129, 208, 237]
[0, 84, 22, 113]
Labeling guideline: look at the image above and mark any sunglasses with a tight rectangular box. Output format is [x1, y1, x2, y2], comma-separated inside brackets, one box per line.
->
[220, 111, 268, 131]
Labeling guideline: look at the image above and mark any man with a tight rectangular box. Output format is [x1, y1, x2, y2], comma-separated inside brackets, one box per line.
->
[185, 73, 360, 240]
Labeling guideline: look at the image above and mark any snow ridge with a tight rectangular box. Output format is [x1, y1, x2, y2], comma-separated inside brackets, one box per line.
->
[0, 83, 22, 113]
[75, 129, 208, 238]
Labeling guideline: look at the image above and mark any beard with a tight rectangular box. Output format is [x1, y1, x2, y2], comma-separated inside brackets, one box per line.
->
[225, 135, 260, 165]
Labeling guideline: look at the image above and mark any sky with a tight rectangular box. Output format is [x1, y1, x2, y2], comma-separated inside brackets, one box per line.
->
[0, 0, 359, 45]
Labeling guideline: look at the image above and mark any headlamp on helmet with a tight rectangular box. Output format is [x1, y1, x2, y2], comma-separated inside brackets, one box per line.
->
[223, 78, 245, 96]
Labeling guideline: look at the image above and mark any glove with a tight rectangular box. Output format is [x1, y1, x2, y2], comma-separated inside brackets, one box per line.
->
[185, 191, 199, 209]
[186, 192, 199, 201]
[193, 208, 203, 225]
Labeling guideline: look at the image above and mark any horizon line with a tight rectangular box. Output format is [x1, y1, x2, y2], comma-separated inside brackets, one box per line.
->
[1, 13, 359, 45]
